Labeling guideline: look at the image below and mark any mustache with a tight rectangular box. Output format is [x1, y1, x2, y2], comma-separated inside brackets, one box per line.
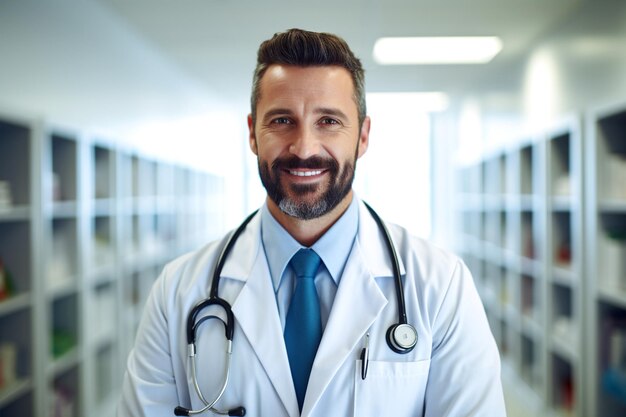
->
[271, 156, 339, 171]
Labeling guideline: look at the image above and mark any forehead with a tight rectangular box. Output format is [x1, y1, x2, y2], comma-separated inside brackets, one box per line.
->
[257, 64, 357, 112]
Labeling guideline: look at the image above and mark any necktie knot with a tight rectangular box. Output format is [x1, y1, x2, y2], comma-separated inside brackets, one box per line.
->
[290, 248, 321, 279]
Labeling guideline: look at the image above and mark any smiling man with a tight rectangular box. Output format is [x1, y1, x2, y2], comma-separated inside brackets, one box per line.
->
[250, 63, 368, 244]
[118, 29, 506, 417]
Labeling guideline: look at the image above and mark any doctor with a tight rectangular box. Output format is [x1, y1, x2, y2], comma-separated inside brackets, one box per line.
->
[118, 28, 506, 417]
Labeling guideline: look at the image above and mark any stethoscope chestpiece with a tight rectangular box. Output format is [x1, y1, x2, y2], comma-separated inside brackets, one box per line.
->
[386, 323, 418, 354]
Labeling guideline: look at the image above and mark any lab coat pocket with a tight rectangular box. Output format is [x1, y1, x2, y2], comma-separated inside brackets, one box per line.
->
[354, 359, 430, 417]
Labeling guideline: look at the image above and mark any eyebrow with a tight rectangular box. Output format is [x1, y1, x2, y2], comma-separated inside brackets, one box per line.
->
[316, 107, 349, 121]
[262, 107, 350, 122]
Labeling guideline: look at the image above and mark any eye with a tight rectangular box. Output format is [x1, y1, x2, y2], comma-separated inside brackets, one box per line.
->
[319, 117, 340, 126]
[271, 117, 292, 125]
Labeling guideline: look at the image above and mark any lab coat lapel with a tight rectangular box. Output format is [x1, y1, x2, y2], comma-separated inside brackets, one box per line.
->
[302, 237, 388, 416]
[230, 242, 299, 417]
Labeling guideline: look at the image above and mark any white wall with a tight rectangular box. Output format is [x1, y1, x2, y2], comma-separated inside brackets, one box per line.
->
[461, 0, 626, 145]
[520, 0, 626, 127]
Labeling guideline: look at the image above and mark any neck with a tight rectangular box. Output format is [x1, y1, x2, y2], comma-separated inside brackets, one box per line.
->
[266, 191, 354, 247]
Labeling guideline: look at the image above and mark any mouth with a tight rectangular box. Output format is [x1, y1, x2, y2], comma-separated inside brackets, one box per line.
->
[287, 169, 325, 177]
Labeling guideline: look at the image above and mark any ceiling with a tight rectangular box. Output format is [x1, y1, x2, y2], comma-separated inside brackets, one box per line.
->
[99, 0, 586, 108]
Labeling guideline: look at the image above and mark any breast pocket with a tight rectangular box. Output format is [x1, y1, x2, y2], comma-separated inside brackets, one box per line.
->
[354, 359, 430, 417]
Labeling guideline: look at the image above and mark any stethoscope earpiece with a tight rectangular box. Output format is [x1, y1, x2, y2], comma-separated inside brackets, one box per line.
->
[386, 323, 418, 354]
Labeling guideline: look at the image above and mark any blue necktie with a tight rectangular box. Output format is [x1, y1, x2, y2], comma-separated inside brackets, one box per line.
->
[284, 249, 322, 411]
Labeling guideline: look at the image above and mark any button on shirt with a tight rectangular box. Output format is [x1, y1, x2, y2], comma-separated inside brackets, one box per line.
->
[260, 198, 359, 330]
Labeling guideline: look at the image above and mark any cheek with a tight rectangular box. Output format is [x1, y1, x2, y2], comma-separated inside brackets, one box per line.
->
[255, 133, 289, 157]
[257, 146, 282, 164]
[332, 141, 360, 163]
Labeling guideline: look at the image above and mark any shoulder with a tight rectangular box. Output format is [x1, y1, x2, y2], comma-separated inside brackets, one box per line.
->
[154, 238, 227, 303]
[387, 222, 465, 280]
[384, 223, 482, 331]
[355, 199, 468, 288]
[384, 222, 474, 312]
[153, 211, 263, 306]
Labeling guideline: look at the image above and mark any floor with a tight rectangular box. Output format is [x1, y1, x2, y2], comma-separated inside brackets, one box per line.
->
[502, 361, 544, 417]
[504, 382, 535, 417]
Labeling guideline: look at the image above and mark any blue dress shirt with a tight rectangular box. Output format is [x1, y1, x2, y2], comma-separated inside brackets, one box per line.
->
[260, 197, 359, 331]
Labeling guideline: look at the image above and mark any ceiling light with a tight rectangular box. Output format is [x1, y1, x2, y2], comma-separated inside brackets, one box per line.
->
[373, 37, 503, 65]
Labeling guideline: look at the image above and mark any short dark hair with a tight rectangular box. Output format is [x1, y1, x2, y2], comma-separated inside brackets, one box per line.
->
[251, 28, 366, 127]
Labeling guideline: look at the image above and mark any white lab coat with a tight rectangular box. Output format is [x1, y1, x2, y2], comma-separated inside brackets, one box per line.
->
[118, 200, 506, 417]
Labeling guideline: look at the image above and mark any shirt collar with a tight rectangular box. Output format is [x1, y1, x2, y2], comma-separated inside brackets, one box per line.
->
[260, 196, 360, 292]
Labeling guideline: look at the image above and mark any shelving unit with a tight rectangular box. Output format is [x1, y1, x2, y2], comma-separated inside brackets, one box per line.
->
[586, 102, 626, 417]
[0, 111, 226, 417]
[0, 115, 38, 417]
[456, 116, 585, 416]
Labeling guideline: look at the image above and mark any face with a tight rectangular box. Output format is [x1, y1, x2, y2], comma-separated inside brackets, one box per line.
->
[248, 65, 370, 220]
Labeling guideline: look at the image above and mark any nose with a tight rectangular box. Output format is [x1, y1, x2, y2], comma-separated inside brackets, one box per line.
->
[289, 126, 321, 160]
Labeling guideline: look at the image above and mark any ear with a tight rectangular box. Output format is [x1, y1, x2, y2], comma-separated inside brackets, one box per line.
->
[247, 114, 258, 155]
[356, 116, 370, 159]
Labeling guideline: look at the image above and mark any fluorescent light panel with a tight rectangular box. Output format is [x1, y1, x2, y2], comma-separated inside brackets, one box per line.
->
[373, 36, 503, 65]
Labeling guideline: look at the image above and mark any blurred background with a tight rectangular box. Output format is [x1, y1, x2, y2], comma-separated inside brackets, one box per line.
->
[1, 0, 626, 416]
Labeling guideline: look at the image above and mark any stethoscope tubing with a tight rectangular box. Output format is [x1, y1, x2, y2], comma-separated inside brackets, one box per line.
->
[178, 203, 416, 415]
[363, 202, 408, 325]
[210, 210, 259, 299]
[189, 342, 233, 415]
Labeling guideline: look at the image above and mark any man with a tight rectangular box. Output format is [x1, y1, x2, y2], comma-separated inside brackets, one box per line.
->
[118, 28, 506, 417]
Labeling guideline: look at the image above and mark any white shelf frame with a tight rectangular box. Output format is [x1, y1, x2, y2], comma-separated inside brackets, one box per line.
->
[0, 110, 227, 417]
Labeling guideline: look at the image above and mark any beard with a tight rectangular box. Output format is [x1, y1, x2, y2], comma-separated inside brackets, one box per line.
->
[258, 152, 356, 220]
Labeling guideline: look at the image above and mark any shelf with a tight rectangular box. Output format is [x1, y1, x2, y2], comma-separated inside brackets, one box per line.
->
[482, 196, 505, 211]
[551, 332, 579, 362]
[551, 196, 573, 211]
[0, 206, 31, 222]
[48, 346, 81, 377]
[47, 278, 79, 300]
[0, 112, 227, 417]
[92, 198, 116, 216]
[520, 256, 540, 276]
[598, 286, 626, 309]
[133, 196, 156, 215]
[521, 314, 543, 340]
[502, 303, 518, 324]
[599, 199, 626, 213]
[51, 201, 79, 218]
[91, 329, 116, 351]
[0, 292, 31, 316]
[0, 378, 32, 409]
[457, 194, 483, 210]
[551, 266, 576, 286]
[90, 265, 117, 286]
[519, 195, 536, 211]
[456, 116, 585, 416]
[483, 242, 504, 265]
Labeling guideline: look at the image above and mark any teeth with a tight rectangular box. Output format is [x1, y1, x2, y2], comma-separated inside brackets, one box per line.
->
[289, 170, 322, 177]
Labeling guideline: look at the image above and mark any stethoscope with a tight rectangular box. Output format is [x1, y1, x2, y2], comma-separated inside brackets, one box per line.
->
[174, 203, 418, 416]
